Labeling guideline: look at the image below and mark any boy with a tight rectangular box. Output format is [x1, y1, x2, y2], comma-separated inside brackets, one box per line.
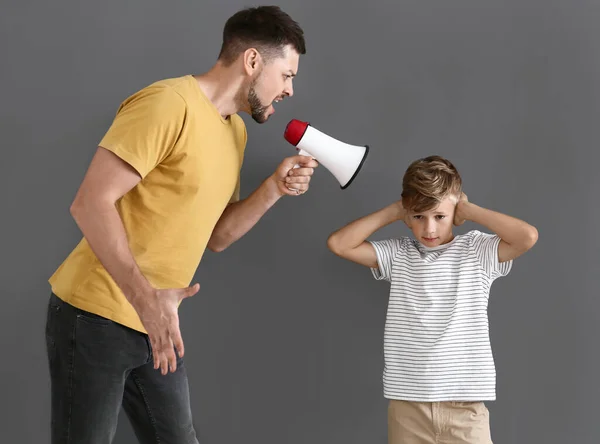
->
[327, 155, 538, 444]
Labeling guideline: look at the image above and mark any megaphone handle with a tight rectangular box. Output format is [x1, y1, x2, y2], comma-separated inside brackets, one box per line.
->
[293, 148, 312, 169]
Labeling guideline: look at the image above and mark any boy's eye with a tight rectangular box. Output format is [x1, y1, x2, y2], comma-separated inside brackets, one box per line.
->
[436, 215, 446, 220]
[413, 215, 422, 219]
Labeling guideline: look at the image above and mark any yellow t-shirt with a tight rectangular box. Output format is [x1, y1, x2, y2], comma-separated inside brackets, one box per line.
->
[49, 75, 247, 333]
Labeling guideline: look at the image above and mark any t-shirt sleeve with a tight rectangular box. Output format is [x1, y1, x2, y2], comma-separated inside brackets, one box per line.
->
[469, 230, 513, 280]
[98, 86, 187, 179]
[228, 176, 241, 204]
[228, 116, 248, 204]
[369, 238, 403, 282]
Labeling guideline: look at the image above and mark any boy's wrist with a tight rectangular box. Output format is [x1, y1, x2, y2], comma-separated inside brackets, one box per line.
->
[457, 200, 477, 222]
[387, 201, 405, 221]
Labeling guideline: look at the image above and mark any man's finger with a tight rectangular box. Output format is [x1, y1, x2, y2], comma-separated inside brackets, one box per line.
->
[300, 159, 319, 168]
[186, 283, 200, 297]
[286, 176, 309, 184]
[286, 155, 314, 166]
[285, 184, 308, 195]
[149, 335, 160, 370]
[154, 332, 170, 375]
[293, 159, 318, 169]
[161, 337, 175, 375]
[167, 346, 177, 373]
[161, 354, 169, 375]
[287, 167, 314, 177]
[171, 317, 185, 359]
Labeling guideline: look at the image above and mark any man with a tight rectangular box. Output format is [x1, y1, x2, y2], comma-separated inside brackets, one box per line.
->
[45, 6, 317, 443]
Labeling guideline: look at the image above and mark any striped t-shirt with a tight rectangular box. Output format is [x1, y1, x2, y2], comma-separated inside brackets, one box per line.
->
[369, 229, 512, 402]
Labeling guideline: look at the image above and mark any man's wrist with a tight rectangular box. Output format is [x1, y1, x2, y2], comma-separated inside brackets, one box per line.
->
[262, 175, 285, 203]
[122, 272, 154, 307]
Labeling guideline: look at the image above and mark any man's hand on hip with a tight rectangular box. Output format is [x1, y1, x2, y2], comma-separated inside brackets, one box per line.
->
[131, 283, 200, 375]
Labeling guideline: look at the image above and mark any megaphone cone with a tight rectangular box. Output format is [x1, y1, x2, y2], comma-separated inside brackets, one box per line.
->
[284, 119, 369, 189]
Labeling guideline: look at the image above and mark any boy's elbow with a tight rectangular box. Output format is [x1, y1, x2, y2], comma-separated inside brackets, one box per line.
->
[326, 235, 352, 260]
[326, 234, 342, 256]
[519, 225, 538, 252]
[525, 226, 539, 249]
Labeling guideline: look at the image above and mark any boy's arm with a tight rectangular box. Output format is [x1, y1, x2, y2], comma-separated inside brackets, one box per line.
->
[455, 194, 538, 263]
[327, 201, 405, 268]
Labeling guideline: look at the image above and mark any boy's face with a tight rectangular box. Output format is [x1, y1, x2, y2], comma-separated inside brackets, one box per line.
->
[404, 195, 458, 247]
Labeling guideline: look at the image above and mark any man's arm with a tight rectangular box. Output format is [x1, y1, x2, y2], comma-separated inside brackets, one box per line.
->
[455, 194, 538, 263]
[70, 146, 199, 375]
[326, 201, 405, 268]
[208, 155, 318, 252]
[70, 147, 151, 299]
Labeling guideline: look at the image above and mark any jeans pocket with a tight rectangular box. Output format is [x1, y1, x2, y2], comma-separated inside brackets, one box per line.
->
[45, 295, 61, 345]
[76, 311, 113, 326]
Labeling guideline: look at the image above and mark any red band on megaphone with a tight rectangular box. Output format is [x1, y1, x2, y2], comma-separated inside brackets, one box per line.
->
[284, 119, 310, 146]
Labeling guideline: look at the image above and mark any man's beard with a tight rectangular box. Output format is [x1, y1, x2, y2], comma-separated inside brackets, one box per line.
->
[248, 78, 271, 124]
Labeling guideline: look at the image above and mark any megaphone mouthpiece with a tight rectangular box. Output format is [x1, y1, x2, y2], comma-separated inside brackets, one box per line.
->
[284, 119, 310, 147]
[283, 119, 369, 189]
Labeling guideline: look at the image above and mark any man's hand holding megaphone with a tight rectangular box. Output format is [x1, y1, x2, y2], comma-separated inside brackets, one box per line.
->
[270, 155, 319, 196]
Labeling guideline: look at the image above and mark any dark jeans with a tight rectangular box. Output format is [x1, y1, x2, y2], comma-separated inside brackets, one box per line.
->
[45, 293, 199, 444]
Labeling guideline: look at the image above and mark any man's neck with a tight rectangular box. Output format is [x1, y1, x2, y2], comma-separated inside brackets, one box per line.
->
[194, 63, 247, 119]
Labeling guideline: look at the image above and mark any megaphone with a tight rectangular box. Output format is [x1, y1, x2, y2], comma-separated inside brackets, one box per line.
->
[283, 119, 369, 189]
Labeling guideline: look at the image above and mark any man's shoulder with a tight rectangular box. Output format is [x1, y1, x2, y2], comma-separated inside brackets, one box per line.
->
[229, 113, 246, 129]
[229, 114, 248, 148]
[118, 76, 189, 113]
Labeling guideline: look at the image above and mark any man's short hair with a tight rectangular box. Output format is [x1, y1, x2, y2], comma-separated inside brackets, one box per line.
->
[218, 6, 306, 65]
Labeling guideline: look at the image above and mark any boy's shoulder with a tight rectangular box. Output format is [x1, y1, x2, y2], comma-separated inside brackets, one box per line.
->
[369, 236, 413, 251]
[369, 230, 501, 261]
[454, 229, 498, 245]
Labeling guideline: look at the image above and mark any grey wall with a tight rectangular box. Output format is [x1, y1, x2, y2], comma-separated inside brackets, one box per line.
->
[1, 0, 598, 443]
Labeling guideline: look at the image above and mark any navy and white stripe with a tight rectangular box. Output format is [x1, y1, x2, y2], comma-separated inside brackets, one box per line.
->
[369, 230, 512, 402]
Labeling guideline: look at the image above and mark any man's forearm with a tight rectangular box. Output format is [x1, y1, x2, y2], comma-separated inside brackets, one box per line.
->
[70, 200, 152, 304]
[208, 176, 283, 252]
[328, 203, 404, 252]
[460, 201, 538, 248]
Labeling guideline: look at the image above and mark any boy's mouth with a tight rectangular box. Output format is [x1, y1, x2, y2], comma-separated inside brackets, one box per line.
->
[423, 237, 438, 242]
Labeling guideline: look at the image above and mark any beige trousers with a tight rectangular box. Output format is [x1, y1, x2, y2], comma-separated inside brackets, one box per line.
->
[388, 400, 493, 444]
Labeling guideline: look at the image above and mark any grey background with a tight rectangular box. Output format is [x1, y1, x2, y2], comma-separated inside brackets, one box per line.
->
[1, 0, 598, 443]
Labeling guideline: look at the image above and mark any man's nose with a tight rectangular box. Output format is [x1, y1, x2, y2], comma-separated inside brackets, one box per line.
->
[284, 83, 294, 98]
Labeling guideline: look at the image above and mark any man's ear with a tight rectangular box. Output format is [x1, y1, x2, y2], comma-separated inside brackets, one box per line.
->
[243, 48, 262, 75]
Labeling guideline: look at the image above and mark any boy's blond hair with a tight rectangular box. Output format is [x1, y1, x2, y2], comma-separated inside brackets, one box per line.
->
[401, 155, 462, 213]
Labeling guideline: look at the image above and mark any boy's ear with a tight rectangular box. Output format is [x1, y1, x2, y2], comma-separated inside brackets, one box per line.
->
[404, 213, 412, 228]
